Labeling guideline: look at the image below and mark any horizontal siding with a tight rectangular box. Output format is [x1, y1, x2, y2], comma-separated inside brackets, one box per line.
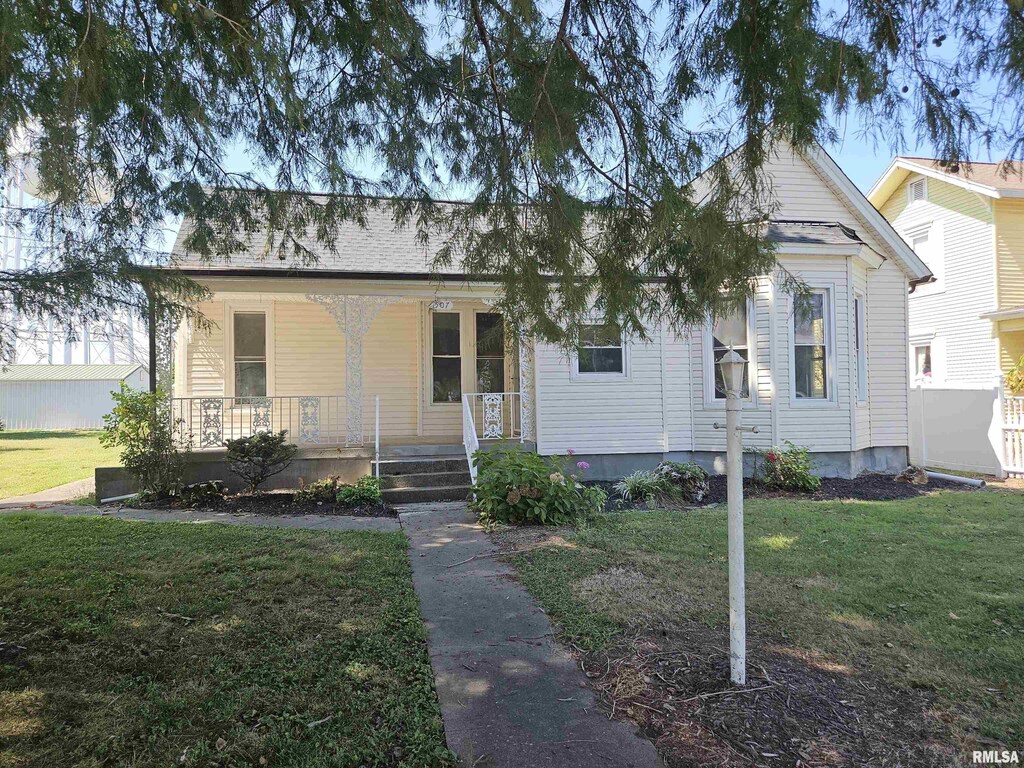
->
[853, 262, 872, 449]
[536, 333, 666, 454]
[275, 303, 345, 397]
[535, 254, 902, 457]
[187, 301, 226, 397]
[880, 174, 997, 383]
[996, 199, 1024, 310]
[363, 303, 419, 439]
[867, 260, 910, 446]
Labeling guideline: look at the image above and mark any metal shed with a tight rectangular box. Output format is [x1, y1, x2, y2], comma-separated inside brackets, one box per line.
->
[0, 364, 146, 430]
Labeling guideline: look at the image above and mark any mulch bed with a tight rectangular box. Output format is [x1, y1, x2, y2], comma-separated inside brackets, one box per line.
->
[572, 622, 960, 767]
[592, 473, 978, 512]
[131, 492, 398, 518]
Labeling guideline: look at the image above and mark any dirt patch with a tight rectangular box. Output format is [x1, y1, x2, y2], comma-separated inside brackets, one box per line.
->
[488, 522, 578, 552]
[132, 492, 398, 518]
[571, 622, 962, 767]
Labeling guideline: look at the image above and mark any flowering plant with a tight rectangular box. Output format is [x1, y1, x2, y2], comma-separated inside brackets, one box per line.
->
[472, 445, 605, 525]
[755, 441, 820, 492]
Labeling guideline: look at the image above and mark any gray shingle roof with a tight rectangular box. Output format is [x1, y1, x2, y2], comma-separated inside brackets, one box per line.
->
[171, 202, 868, 276]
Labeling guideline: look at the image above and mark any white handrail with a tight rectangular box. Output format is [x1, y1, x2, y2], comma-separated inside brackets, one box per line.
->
[374, 395, 380, 479]
[462, 394, 481, 484]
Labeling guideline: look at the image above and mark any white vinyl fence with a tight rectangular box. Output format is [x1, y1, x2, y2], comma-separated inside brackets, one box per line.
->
[908, 380, 1013, 478]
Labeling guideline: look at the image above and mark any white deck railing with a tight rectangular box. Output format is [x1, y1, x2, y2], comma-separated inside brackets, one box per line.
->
[170, 395, 353, 448]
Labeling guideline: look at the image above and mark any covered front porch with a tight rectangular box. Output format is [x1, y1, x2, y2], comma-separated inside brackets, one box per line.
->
[169, 280, 536, 459]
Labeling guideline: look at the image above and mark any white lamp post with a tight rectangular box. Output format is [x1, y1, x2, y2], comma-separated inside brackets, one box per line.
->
[718, 347, 748, 686]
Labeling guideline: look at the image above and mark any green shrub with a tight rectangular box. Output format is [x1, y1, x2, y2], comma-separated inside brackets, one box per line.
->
[336, 475, 382, 507]
[654, 460, 710, 502]
[471, 446, 606, 526]
[224, 430, 297, 493]
[756, 441, 821, 492]
[179, 480, 225, 507]
[615, 461, 710, 506]
[295, 476, 340, 503]
[101, 384, 189, 498]
[614, 470, 672, 503]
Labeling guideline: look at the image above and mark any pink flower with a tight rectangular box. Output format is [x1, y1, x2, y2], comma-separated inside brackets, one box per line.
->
[766, 451, 779, 463]
[566, 448, 576, 456]
[576, 461, 590, 470]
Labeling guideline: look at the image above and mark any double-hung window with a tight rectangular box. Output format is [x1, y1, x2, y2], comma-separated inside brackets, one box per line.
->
[711, 306, 750, 399]
[432, 312, 462, 403]
[233, 312, 267, 398]
[475, 313, 505, 393]
[793, 291, 830, 400]
[576, 322, 625, 375]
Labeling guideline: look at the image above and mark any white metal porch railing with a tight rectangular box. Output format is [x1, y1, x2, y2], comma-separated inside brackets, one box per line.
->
[170, 396, 353, 448]
[461, 392, 523, 483]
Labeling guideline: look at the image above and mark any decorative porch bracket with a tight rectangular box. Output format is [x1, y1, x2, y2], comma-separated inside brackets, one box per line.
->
[306, 294, 413, 445]
[518, 339, 536, 442]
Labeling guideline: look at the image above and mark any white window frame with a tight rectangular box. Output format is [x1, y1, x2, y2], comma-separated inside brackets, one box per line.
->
[570, 320, 630, 382]
[854, 292, 868, 403]
[472, 308, 510, 394]
[904, 221, 944, 294]
[224, 303, 275, 399]
[788, 286, 837, 407]
[429, 309, 464, 405]
[703, 300, 757, 408]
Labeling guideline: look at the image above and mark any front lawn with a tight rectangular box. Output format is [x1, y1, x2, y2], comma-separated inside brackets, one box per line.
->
[0, 515, 452, 767]
[507, 491, 1023, 764]
[0, 430, 118, 498]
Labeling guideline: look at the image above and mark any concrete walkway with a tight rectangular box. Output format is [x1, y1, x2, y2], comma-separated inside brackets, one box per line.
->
[0, 477, 95, 509]
[0, 504, 400, 531]
[400, 502, 660, 768]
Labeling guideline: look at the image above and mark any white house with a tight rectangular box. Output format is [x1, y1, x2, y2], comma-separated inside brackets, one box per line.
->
[162, 141, 930, 493]
[869, 158, 1024, 476]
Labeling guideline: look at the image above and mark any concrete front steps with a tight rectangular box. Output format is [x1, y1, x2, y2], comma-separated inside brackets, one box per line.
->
[376, 455, 472, 505]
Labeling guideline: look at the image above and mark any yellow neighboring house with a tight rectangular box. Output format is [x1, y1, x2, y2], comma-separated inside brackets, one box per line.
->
[869, 158, 1024, 385]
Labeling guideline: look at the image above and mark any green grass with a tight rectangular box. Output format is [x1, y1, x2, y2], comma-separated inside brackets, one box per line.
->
[510, 491, 1024, 744]
[0, 430, 118, 498]
[0, 515, 453, 768]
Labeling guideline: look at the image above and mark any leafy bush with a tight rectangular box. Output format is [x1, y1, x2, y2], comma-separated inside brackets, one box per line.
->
[1006, 355, 1024, 395]
[336, 475, 382, 507]
[472, 446, 606, 526]
[654, 460, 710, 502]
[101, 384, 189, 498]
[179, 480, 225, 507]
[615, 461, 709, 506]
[614, 470, 672, 503]
[224, 430, 297, 493]
[295, 475, 341, 503]
[756, 441, 821, 492]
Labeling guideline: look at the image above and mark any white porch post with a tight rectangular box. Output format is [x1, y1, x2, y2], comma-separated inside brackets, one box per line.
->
[307, 294, 411, 446]
[518, 339, 536, 442]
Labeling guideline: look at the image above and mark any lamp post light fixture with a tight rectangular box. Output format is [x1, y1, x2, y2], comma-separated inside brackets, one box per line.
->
[718, 346, 749, 686]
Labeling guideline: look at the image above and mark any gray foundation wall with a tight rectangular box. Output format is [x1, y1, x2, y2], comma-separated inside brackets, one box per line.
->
[568, 446, 909, 481]
[95, 451, 372, 502]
